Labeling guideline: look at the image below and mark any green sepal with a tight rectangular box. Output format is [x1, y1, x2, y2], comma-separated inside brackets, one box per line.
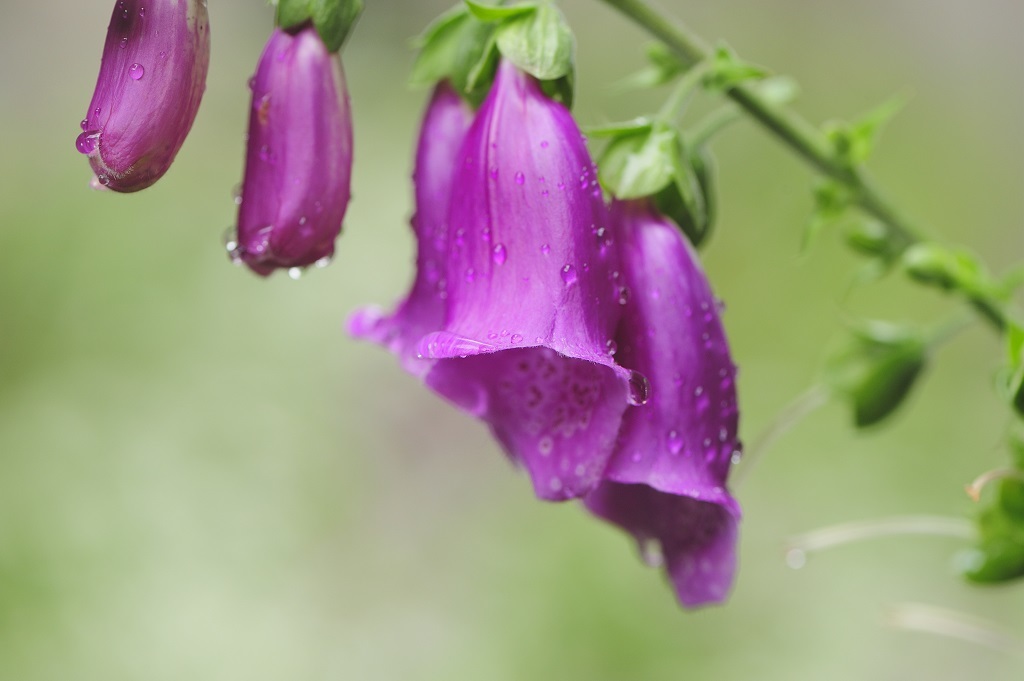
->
[653, 145, 716, 248]
[702, 43, 768, 92]
[586, 117, 653, 138]
[410, 5, 499, 107]
[803, 179, 852, 252]
[961, 477, 1024, 584]
[276, 0, 363, 52]
[464, 0, 538, 21]
[823, 320, 928, 428]
[494, 3, 574, 82]
[615, 43, 688, 91]
[1002, 321, 1024, 416]
[824, 95, 905, 168]
[901, 243, 1000, 301]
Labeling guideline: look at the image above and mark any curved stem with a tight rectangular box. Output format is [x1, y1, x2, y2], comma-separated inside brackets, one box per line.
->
[596, 0, 1007, 332]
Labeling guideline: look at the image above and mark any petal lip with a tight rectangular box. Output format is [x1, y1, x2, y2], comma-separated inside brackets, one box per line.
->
[419, 61, 633, 502]
[79, 0, 211, 192]
[584, 199, 742, 608]
[232, 26, 353, 276]
[349, 82, 474, 375]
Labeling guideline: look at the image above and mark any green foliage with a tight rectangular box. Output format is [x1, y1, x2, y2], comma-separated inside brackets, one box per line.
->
[653, 145, 716, 248]
[275, 0, 363, 52]
[962, 475, 1024, 584]
[824, 96, 905, 168]
[803, 179, 852, 251]
[901, 243, 1000, 301]
[616, 43, 688, 90]
[493, 4, 574, 81]
[410, 6, 498, 105]
[702, 44, 768, 92]
[598, 122, 707, 241]
[824, 320, 928, 428]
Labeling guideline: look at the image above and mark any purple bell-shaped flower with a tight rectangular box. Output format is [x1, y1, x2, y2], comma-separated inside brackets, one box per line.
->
[76, 0, 210, 192]
[349, 82, 474, 375]
[417, 61, 637, 501]
[230, 26, 353, 277]
[585, 199, 742, 608]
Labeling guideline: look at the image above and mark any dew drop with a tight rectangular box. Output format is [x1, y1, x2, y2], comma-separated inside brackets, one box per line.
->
[288, 267, 303, 280]
[314, 255, 333, 269]
[549, 477, 563, 492]
[128, 63, 145, 81]
[119, 36, 128, 49]
[231, 184, 243, 205]
[96, 173, 110, 186]
[514, 171, 525, 185]
[605, 339, 617, 356]
[617, 286, 631, 305]
[492, 243, 507, 265]
[560, 264, 577, 285]
[668, 430, 683, 455]
[79, 118, 88, 130]
[538, 436, 554, 456]
[75, 130, 99, 155]
[627, 371, 650, 406]
[510, 333, 523, 344]
[540, 243, 550, 256]
[139, 6, 145, 17]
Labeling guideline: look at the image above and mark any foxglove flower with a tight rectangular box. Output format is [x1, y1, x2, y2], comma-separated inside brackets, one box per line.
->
[229, 26, 353, 276]
[349, 82, 473, 375]
[418, 61, 637, 501]
[585, 199, 742, 608]
[76, 0, 210, 192]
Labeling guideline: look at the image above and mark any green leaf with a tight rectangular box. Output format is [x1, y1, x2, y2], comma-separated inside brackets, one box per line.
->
[464, 0, 538, 22]
[901, 243, 998, 300]
[824, 320, 928, 428]
[962, 477, 1024, 584]
[803, 180, 852, 251]
[495, 4, 574, 81]
[311, 0, 363, 52]
[599, 126, 676, 200]
[654, 145, 716, 248]
[825, 95, 906, 167]
[615, 42, 688, 90]
[409, 7, 472, 87]
[586, 118, 653, 138]
[703, 43, 768, 92]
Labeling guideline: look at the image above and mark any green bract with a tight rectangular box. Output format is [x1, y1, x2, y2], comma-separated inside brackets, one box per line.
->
[597, 122, 707, 244]
[824, 321, 928, 428]
[275, 0, 363, 52]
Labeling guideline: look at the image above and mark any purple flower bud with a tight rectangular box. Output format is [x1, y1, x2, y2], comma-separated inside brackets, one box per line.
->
[229, 26, 353, 277]
[349, 82, 474, 375]
[418, 61, 634, 502]
[584, 199, 742, 608]
[77, 0, 210, 192]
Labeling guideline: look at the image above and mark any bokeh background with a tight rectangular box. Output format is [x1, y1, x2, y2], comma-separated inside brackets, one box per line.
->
[2, 0, 1023, 678]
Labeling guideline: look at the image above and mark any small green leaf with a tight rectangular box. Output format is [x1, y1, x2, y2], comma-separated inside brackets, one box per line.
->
[825, 95, 906, 167]
[654, 145, 715, 248]
[703, 43, 768, 92]
[962, 477, 1024, 584]
[495, 4, 574, 81]
[586, 118, 653, 138]
[803, 180, 852, 251]
[901, 243, 998, 300]
[311, 0, 363, 52]
[824, 320, 928, 428]
[409, 7, 472, 87]
[464, 0, 538, 22]
[276, 0, 314, 30]
[599, 126, 675, 200]
[615, 42, 688, 90]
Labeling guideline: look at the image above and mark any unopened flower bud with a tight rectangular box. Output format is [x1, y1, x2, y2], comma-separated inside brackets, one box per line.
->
[229, 26, 353, 276]
[77, 0, 210, 192]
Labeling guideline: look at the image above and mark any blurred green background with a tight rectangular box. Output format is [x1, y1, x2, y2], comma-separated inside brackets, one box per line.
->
[2, 0, 1023, 678]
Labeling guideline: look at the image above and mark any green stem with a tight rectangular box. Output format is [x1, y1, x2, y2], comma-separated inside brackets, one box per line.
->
[597, 0, 1007, 332]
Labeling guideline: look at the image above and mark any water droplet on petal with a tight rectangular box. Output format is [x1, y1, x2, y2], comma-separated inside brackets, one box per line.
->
[514, 171, 525, 185]
[492, 243, 507, 265]
[75, 130, 99, 154]
[510, 333, 523, 344]
[128, 63, 145, 81]
[561, 264, 577, 285]
[139, 6, 145, 17]
[288, 267, 303, 280]
[627, 371, 650, 406]
[314, 255, 332, 269]
[119, 35, 128, 49]
[667, 430, 683, 454]
[605, 339, 617, 356]
[540, 243, 550, 256]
